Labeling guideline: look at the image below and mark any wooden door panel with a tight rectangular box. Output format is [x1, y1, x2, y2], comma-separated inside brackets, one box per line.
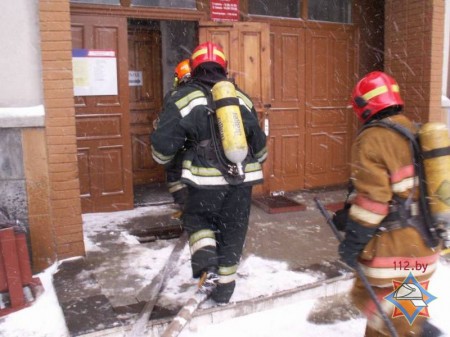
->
[77, 148, 91, 197]
[267, 25, 305, 192]
[306, 130, 350, 186]
[305, 25, 355, 188]
[236, 26, 270, 110]
[330, 131, 350, 172]
[128, 27, 164, 185]
[97, 145, 126, 194]
[307, 133, 328, 174]
[199, 22, 271, 194]
[71, 14, 133, 213]
[199, 22, 270, 114]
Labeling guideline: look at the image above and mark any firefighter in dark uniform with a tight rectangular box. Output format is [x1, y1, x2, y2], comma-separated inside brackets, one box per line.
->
[163, 59, 191, 215]
[151, 42, 267, 304]
[339, 71, 442, 336]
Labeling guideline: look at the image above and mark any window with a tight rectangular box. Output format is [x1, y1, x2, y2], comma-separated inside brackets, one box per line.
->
[249, 0, 352, 23]
[131, 0, 196, 8]
[308, 0, 352, 23]
[248, 0, 300, 18]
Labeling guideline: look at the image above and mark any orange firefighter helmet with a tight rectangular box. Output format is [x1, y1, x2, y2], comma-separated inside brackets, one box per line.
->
[173, 59, 191, 87]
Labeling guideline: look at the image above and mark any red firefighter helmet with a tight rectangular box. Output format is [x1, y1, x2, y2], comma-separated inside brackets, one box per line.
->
[190, 41, 227, 72]
[351, 71, 404, 123]
[174, 59, 191, 86]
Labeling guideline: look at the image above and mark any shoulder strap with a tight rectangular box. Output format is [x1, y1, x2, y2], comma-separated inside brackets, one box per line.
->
[189, 81, 246, 185]
[360, 120, 440, 247]
[359, 120, 422, 168]
[359, 120, 415, 142]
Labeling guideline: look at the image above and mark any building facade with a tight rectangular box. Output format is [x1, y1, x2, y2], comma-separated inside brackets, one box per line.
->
[0, 0, 447, 272]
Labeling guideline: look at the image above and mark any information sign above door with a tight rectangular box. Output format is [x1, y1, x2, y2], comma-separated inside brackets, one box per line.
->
[210, 0, 239, 22]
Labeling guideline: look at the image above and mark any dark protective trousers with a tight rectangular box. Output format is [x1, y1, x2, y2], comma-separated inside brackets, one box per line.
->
[182, 184, 253, 302]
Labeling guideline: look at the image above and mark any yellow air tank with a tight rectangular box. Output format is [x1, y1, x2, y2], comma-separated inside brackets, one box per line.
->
[418, 122, 450, 226]
[211, 81, 248, 176]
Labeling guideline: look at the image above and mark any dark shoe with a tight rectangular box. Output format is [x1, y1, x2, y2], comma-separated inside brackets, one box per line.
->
[210, 281, 235, 304]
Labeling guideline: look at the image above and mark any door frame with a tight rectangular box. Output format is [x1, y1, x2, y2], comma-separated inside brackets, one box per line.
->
[70, 5, 205, 212]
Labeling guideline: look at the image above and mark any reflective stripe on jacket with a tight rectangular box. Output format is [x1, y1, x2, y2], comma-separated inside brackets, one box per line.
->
[349, 114, 440, 287]
[151, 81, 267, 188]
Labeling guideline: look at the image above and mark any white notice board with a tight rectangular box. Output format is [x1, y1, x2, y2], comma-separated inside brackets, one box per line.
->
[72, 49, 118, 96]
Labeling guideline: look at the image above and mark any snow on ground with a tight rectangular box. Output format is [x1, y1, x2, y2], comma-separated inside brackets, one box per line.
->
[0, 205, 449, 337]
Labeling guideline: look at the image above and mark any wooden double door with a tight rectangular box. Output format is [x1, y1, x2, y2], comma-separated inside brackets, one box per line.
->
[71, 14, 356, 213]
[202, 21, 356, 193]
[267, 22, 356, 192]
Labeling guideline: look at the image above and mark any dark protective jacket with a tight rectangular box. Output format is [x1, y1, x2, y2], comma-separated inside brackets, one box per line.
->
[159, 89, 188, 205]
[151, 80, 267, 189]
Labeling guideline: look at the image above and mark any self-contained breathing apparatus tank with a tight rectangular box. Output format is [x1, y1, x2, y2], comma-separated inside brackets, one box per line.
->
[419, 122, 450, 247]
[211, 81, 249, 178]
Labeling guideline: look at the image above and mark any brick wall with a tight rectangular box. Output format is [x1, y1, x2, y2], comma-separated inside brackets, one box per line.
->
[353, 0, 385, 76]
[38, 0, 85, 270]
[385, 0, 446, 123]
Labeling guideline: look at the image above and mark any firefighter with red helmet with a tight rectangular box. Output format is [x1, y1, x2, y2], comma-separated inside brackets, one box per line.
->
[151, 42, 267, 304]
[340, 71, 442, 336]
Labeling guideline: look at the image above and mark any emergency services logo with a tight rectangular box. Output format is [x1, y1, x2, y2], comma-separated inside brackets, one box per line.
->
[384, 272, 437, 325]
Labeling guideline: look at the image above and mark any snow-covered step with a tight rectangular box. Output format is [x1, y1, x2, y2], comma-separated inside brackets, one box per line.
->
[78, 271, 354, 337]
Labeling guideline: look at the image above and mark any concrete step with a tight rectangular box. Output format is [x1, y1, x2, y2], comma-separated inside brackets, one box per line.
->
[78, 268, 355, 337]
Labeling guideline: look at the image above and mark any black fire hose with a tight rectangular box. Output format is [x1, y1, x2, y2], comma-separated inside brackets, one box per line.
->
[314, 197, 399, 337]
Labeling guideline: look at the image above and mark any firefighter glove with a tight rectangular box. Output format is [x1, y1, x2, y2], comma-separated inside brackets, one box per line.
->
[332, 202, 351, 232]
[338, 219, 377, 268]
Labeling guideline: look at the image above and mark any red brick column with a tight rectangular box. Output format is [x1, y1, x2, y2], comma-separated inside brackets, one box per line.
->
[34, 0, 85, 271]
[385, 0, 446, 123]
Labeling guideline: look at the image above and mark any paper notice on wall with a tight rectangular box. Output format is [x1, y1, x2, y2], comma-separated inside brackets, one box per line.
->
[211, 0, 239, 22]
[129, 71, 143, 86]
[72, 49, 118, 96]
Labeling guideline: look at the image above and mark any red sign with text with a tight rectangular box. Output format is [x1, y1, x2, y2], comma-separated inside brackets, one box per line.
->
[210, 0, 239, 22]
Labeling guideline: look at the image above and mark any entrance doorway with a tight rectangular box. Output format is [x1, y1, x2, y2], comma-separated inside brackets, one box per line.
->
[127, 19, 197, 208]
[127, 19, 197, 189]
[128, 20, 164, 186]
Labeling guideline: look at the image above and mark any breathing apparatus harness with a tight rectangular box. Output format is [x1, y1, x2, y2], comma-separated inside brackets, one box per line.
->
[192, 81, 248, 185]
[358, 120, 445, 248]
